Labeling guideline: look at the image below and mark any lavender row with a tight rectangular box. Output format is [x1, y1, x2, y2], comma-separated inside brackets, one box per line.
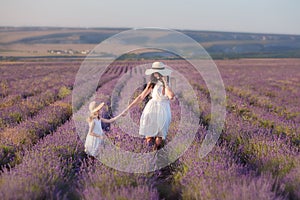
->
[215, 92, 300, 199]
[0, 61, 78, 99]
[226, 85, 299, 123]
[191, 77, 299, 147]
[176, 130, 285, 200]
[75, 159, 159, 200]
[0, 96, 72, 168]
[179, 92, 298, 199]
[188, 63, 299, 126]
[0, 86, 71, 131]
[0, 73, 74, 104]
[0, 120, 85, 199]
[166, 73, 288, 198]
[0, 61, 79, 85]
[0, 62, 78, 81]
[217, 59, 300, 113]
[223, 112, 300, 199]
[226, 94, 299, 146]
[188, 76, 299, 198]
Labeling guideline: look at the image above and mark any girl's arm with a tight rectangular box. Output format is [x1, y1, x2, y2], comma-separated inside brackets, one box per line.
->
[100, 115, 120, 123]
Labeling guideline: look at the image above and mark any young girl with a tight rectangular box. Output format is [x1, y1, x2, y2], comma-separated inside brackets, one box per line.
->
[121, 61, 175, 150]
[84, 101, 121, 158]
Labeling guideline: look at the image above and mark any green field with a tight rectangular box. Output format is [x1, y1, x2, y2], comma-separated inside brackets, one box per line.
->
[1, 27, 300, 60]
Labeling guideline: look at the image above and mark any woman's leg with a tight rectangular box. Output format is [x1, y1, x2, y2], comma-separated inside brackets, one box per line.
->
[154, 137, 163, 150]
[88, 155, 96, 165]
[146, 136, 154, 146]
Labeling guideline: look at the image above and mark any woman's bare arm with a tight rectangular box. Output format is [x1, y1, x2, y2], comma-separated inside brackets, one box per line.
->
[161, 77, 175, 100]
[124, 82, 152, 112]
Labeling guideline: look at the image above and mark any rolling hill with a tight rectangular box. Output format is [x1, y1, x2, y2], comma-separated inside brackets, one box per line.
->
[0, 27, 300, 59]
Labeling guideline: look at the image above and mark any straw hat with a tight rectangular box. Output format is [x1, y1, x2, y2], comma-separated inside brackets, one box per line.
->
[89, 101, 104, 113]
[145, 62, 172, 76]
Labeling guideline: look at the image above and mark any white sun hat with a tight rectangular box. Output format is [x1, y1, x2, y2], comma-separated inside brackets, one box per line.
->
[89, 101, 105, 114]
[145, 62, 172, 76]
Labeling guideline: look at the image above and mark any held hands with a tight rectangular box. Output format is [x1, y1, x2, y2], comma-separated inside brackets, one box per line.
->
[120, 109, 129, 116]
[111, 114, 122, 121]
[112, 109, 128, 121]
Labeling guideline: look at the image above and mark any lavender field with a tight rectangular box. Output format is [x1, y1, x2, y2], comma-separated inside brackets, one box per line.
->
[0, 58, 299, 200]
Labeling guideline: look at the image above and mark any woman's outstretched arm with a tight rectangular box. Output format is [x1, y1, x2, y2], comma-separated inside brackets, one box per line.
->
[123, 82, 152, 113]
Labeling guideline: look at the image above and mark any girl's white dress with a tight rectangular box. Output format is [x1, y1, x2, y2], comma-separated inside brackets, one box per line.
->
[84, 118, 104, 157]
[139, 81, 171, 140]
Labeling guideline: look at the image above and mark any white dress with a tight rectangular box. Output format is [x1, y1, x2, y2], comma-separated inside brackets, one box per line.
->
[84, 118, 104, 157]
[139, 82, 171, 140]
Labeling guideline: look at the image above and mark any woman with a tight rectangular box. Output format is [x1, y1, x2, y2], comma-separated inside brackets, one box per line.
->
[85, 101, 121, 158]
[122, 62, 175, 150]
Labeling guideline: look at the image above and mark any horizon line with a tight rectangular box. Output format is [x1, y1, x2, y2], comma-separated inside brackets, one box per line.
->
[0, 25, 299, 37]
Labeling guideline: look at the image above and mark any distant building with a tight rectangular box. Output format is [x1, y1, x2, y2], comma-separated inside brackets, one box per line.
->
[81, 50, 90, 55]
[48, 49, 90, 55]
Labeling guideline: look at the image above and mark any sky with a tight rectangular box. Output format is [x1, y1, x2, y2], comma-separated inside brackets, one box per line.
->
[0, 0, 299, 35]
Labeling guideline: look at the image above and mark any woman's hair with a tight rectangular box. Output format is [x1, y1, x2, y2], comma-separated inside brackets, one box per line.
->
[150, 73, 161, 82]
[143, 73, 170, 104]
[86, 112, 98, 123]
[148, 73, 168, 89]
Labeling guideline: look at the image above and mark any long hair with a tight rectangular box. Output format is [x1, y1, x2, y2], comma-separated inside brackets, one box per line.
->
[149, 73, 166, 89]
[148, 73, 169, 89]
[143, 73, 170, 104]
